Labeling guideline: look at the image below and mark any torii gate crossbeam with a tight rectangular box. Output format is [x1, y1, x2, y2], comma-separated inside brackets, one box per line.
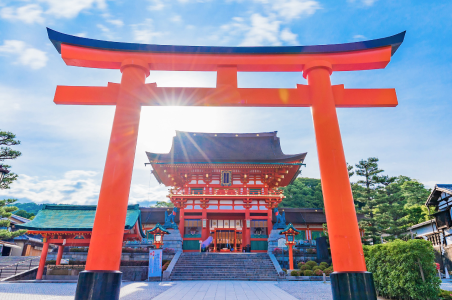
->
[47, 28, 405, 300]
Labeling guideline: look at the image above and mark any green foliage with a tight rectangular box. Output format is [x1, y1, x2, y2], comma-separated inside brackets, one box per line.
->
[297, 262, 305, 269]
[439, 289, 452, 300]
[13, 209, 35, 219]
[364, 239, 440, 300]
[305, 260, 318, 268]
[300, 265, 309, 271]
[313, 269, 323, 276]
[290, 270, 299, 276]
[312, 266, 321, 272]
[303, 270, 313, 276]
[12, 202, 44, 215]
[324, 267, 333, 276]
[280, 177, 324, 209]
[0, 130, 21, 190]
[152, 201, 174, 208]
[0, 199, 27, 239]
[319, 262, 329, 269]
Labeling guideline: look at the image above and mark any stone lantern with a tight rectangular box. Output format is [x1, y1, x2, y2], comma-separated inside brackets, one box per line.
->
[148, 223, 170, 249]
[279, 223, 301, 270]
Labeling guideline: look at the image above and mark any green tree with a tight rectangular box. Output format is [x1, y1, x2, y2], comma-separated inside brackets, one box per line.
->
[0, 199, 27, 239]
[13, 209, 35, 220]
[0, 131, 21, 190]
[354, 157, 384, 244]
[280, 177, 324, 208]
[152, 201, 174, 208]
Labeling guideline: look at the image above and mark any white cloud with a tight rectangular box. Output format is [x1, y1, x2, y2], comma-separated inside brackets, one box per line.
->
[41, 0, 106, 19]
[0, 170, 167, 205]
[148, 0, 165, 11]
[170, 15, 182, 23]
[132, 19, 162, 43]
[107, 19, 124, 27]
[353, 34, 367, 40]
[0, 40, 48, 70]
[270, 0, 321, 20]
[0, 4, 44, 24]
[280, 28, 298, 45]
[253, 0, 320, 20]
[348, 0, 378, 6]
[240, 14, 281, 46]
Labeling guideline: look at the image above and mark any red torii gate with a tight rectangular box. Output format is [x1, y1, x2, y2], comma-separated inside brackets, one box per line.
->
[47, 28, 405, 300]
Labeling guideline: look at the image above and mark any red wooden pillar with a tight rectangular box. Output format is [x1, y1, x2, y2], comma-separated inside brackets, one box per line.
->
[36, 241, 49, 280]
[288, 244, 294, 270]
[180, 208, 185, 238]
[201, 209, 207, 241]
[56, 245, 64, 265]
[267, 208, 273, 236]
[245, 209, 250, 247]
[305, 61, 366, 272]
[84, 60, 149, 272]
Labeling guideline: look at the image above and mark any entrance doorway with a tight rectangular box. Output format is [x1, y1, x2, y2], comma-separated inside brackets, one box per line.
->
[211, 229, 242, 252]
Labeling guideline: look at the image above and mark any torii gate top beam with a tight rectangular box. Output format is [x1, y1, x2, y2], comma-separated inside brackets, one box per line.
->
[47, 28, 405, 72]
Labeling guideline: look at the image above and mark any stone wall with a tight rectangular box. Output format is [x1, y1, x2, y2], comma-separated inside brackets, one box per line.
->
[46, 252, 173, 262]
[120, 266, 148, 281]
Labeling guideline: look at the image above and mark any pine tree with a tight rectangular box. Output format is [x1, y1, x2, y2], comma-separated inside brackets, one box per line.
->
[354, 157, 384, 244]
[0, 199, 27, 239]
[0, 130, 21, 190]
[280, 177, 324, 208]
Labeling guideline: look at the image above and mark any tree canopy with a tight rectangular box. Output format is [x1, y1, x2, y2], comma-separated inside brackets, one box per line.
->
[0, 199, 27, 239]
[280, 157, 432, 244]
[0, 130, 21, 190]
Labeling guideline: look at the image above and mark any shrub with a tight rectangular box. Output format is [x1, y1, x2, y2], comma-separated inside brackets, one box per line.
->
[314, 269, 323, 276]
[282, 268, 287, 274]
[297, 261, 305, 269]
[439, 289, 452, 300]
[323, 268, 333, 276]
[300, 265, 310, 271]
[305, 260, 317, 268]
[364, 239, 441, 300]
[319, 262, 329, 269]
[290, 270, 299, 276]
[303, 270, 313, 276]
[312, 266, 321, 272]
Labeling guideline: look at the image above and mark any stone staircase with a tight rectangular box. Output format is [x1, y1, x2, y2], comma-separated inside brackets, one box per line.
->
[0, 256, 40, 280]
[170, 253, 278, 281]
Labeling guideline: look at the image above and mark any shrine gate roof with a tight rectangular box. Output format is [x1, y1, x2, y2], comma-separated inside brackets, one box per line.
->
[146, 131, 307, 164]
[16, 204, 145, 237]
[48, 28, 405, 56]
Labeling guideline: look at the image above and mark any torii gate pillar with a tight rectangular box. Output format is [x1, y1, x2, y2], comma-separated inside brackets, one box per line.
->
[47, 28, 405, 300]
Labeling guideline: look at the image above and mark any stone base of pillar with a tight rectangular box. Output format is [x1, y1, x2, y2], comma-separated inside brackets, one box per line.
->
[75, 270, 122, 300]
[330, 272, 377, 300]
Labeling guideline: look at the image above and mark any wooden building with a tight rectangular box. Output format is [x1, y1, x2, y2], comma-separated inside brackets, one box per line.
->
[146, 131, 307, 252]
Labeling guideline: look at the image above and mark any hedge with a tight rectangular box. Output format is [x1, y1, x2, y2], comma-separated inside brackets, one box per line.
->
[363, 239, 441, 300]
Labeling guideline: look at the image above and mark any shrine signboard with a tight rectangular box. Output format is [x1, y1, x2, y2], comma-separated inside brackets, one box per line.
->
[148, 249, 163, 279]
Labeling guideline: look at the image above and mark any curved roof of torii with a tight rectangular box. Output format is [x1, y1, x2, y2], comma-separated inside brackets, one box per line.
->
[47, 28, 405, 56]
[146, 131, 307, 164]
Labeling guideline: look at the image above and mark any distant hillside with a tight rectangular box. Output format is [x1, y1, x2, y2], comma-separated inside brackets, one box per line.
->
[12, 202, 45, 215]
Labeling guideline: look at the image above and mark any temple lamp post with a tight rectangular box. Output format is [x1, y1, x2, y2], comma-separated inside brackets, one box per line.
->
[148, 223, 170, 249]
[280, 223, 301, 271]
[0, 165, 9, 182]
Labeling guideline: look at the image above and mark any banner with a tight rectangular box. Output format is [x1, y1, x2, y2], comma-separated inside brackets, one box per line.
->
[148, 249, 163, 278]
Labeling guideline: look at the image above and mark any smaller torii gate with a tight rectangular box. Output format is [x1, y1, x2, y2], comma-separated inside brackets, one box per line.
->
[47, 28, 405, 300]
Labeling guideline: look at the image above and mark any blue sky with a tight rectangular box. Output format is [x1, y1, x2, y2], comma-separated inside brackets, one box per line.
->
[0, 0, 451, 205]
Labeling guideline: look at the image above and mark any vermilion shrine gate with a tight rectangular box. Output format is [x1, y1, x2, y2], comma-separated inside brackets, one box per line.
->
[46, 28, 405, 300]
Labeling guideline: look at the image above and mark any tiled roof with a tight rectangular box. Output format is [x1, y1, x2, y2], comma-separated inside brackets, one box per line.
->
[425, 184, 452, 206]
[146, 131, 306, 164]
[16, 204, 145, 237]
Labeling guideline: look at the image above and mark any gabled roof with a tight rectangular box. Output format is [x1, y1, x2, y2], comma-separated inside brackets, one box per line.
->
[9, 214, 31, 224]
[146, 131, 306, 164]
[425, 184, 452, 206]
[280, 223, 302, 235]
[16, 204, 145, 238]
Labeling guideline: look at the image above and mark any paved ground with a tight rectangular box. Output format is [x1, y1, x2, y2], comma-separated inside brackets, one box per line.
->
[441, 279, 452, 291]
[0, 281, 335, 300]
